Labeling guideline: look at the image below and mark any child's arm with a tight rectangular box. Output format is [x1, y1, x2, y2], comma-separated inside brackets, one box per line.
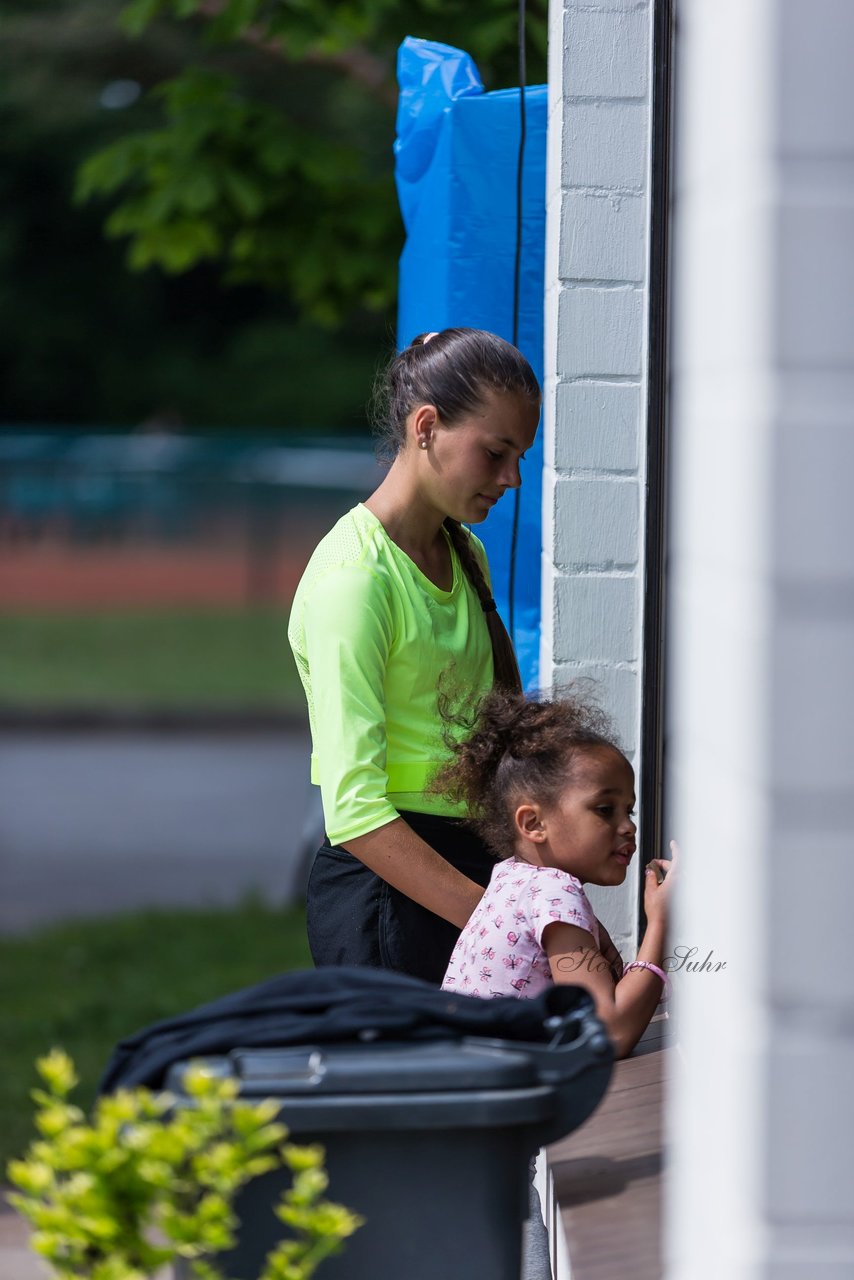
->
[545, 919, 665, 1058]
[545, 848, 677, 1059]
[594, 918, 624, 982]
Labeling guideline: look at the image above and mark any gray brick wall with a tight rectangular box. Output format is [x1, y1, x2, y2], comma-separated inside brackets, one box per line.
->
[543, 0, 653, 956]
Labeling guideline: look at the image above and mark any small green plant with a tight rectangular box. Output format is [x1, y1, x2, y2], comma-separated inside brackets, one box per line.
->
[7, 1050, 363, 1280]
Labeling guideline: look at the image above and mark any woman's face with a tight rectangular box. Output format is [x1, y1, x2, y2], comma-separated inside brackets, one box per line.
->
[417, 388, 540, 525]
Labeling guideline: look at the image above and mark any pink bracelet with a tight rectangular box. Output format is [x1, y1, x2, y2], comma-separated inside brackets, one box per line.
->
[623, 960, 671, 997]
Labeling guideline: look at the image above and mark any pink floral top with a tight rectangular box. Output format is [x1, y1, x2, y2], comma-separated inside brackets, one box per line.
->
[442, 859, 601, 999]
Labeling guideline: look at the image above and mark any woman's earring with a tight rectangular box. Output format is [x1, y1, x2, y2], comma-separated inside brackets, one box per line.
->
[419, 439, 429, 450]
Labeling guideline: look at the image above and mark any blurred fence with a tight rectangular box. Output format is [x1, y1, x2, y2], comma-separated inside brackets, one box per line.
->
[0, 432, 383, 609]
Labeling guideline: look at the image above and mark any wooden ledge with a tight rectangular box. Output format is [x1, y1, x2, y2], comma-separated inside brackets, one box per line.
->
[547, 1012, 671, 1280]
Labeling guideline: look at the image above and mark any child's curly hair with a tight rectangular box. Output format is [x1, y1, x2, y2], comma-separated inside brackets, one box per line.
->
[433, 688, 624, 859]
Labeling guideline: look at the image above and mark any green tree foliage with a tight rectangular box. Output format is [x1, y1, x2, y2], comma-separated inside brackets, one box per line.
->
[8, 1049, 362, 1280]
[76, 0, 547, 324]
[0, 0, 544, 428]
[77, 66, 399, 324]
[0, 1, 390, 428]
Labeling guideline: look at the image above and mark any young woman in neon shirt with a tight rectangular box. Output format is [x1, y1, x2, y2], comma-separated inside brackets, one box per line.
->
[288, 328, 540, 982]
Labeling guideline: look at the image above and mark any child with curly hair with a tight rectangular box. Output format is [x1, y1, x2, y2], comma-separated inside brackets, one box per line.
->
[438, 690, 677, 1059]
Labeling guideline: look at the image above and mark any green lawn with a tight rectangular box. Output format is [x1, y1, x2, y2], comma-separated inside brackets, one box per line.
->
[0, 900, 312, 1169]
[0, 609, 304, 709]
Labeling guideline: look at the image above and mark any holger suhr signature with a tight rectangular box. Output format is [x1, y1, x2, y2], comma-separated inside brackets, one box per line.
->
[554, 945, 726, 977]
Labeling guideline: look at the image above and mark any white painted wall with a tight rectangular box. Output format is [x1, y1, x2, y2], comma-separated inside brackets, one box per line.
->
[543, 0, 654, 958]
[665, 1, 854, 1276]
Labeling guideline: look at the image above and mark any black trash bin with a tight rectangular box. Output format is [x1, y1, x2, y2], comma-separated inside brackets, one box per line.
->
[167, 1002, 612, 1280]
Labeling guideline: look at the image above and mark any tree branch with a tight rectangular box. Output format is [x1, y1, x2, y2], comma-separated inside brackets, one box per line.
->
[302, 46, 398, 111]
[195, 2, 398, 111]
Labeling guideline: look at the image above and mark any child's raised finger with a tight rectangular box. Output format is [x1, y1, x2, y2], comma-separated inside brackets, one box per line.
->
[645, 858, 674, 886]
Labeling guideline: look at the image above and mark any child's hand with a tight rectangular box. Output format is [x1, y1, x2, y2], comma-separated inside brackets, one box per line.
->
[644, 839, 679, 922]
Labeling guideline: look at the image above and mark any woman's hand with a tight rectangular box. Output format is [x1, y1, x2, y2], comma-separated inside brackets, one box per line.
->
[343, 819, 485, 928]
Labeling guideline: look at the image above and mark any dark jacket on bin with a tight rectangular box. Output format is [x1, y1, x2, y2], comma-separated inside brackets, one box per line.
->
[99, 965, 598, 1094]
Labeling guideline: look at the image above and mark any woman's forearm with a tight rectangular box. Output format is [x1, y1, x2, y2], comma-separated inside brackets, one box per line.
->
[342, 818, 485, 928]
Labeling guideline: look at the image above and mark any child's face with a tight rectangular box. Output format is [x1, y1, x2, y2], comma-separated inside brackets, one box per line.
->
[536, 747, 637, 885]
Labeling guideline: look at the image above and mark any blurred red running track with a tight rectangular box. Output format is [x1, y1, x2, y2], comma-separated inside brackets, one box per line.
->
[0, 543, 316, 610]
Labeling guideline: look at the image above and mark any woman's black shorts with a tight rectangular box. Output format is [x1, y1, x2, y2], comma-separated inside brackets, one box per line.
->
[305, 811, 496, 985]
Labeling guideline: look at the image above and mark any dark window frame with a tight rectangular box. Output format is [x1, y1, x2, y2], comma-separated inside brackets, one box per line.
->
[639, 0, 675, 936]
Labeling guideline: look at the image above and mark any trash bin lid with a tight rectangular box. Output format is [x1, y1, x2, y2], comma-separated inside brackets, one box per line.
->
[165, 1041, 557, 1132]
[230, 1041, 539, 1094]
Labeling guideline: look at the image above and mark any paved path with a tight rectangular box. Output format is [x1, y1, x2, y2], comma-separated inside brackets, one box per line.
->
[0, 1197, 42, 1280]
[0, 727, 315, 933]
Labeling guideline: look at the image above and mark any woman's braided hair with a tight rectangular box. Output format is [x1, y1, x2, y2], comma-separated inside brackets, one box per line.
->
[433, 688, 622, 858]
[442, 517, 521, 692]
[373, 328, 541, 693]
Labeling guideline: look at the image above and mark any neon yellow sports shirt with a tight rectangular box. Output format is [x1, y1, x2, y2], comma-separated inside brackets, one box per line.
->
[287, 503, 495, 845]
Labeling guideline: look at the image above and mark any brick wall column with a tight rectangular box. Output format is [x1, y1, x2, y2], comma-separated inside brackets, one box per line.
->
[543, 0, 654, 956]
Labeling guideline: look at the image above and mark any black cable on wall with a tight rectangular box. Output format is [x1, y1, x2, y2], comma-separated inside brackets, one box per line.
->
[508, 0, 527, 643]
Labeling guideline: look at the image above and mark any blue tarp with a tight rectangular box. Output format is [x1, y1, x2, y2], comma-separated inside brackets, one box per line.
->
[394, 37, 547, 690]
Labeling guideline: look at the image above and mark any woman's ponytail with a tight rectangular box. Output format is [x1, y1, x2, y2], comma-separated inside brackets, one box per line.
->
[371, 325, 539, 696]
[443, 518, 522, 694]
